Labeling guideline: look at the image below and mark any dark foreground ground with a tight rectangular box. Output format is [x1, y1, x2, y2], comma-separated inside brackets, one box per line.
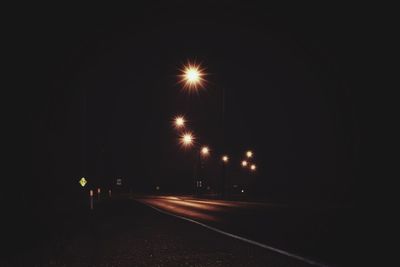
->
[3, 197, 316, 267]
[137, 195, 357, 267]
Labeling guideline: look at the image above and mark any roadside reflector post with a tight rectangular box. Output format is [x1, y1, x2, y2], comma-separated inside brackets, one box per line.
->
[97, 188, 101, 201]
[90, 190, 94, 210]
[108, 189, 112, 198]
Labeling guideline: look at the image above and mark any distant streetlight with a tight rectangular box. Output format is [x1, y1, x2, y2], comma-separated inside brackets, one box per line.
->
[174, 115, 186, 129]
[246, 150, 253, 158]
[89, 190, 94, 210]
[201, 146, 210, 157]
[241, 160, 248, 167]
[250, 164, 256, 171]
[180, 132, 195, 148]
[222, 155, 229, 163]
[179, 62, 206, 92]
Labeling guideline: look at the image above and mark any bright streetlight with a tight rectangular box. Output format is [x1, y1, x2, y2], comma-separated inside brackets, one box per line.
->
[241, 160, 248, 167]
[179, 62, 206, 92]
[174, 115, 186, 129]
[201, 146, 210, 157]
[250, 164, 257, 171]
[246, 150, 253, 158]
[180, 132, 195, 148]
[222, 155, 229, 163]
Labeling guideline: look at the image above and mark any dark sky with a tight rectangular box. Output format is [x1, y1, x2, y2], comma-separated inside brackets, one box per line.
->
[25, 3, 363, 207]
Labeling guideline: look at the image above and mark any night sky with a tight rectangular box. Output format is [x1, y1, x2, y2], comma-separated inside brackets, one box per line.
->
[22, 3, 363, 214]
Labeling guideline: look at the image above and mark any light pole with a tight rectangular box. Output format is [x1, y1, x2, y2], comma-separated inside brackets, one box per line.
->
[178, 131, 201, 194]
[195, 145, 210, 195]
[178, 61, 229, 198]
[220, 86, 227, 198]
[221, 154, 229, 198]
[190, 144, 211, 196]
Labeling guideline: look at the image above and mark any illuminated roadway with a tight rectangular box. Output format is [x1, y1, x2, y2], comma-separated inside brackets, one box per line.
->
[135, 195, 354, 267]
[5, 195, 354, 266]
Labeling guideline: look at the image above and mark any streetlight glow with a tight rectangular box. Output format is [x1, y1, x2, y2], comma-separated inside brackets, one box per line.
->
[222, 155, 229, 163]
[179, 62, 206, 92]
[241, 160, 248, 167]
[201, 146, 210, 156]
[246, 150, 253, 158]
[250, 164, 256, 171]
[180, 132, 195, 148]
[174, 115, 186, 129]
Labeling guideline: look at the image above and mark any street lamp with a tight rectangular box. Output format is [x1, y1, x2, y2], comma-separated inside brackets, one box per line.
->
[174, 115, 186, 129]
[241, 160, 248, 167]
[180, 132, 195, 148]
[246, 150, 253, 158]
[221, 154, 230, 198]
[179, 62, 206, 92]
[200, 146, 210, 157]
[250, 164, 257, 171]
[177, 61, 229, 197]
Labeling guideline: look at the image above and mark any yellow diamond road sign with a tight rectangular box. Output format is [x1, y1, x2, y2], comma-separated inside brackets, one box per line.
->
[79, 177, 87, 187]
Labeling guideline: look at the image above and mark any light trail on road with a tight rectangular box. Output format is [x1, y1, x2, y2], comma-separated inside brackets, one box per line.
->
[136, 195, 331, 267]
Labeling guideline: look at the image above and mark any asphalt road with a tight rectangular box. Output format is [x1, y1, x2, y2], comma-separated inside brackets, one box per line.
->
[136, 195, 357, 267]
[4, 196, 324, 267]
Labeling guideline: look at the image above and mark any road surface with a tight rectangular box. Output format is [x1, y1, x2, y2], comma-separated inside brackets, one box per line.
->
[4, 197, 323, 267]
[3, 195, 356, 266]
[136, 195, 356, 267]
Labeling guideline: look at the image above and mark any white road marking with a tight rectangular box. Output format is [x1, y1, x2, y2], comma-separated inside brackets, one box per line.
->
[138, 199, 332, 267]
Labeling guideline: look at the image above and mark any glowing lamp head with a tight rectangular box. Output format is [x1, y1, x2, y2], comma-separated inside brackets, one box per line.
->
[250, 164, 256, 171]
[201, 146, 210, 156]
[174, 116, 185, 128]
[180, 132, 195, 148]
[222, 155, 229, 163]
[186, 68, 200, 83]
[241, 160, 248, 167]
[179, 62, 206, 92]
[246, 150, 253, 158]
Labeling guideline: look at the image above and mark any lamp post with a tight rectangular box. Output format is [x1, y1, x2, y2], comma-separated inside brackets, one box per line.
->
[178, 131, 201, 194]
[221, 154, 229, 198]
[179, 61, 230, 197]
[195, 145, 210, 195]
